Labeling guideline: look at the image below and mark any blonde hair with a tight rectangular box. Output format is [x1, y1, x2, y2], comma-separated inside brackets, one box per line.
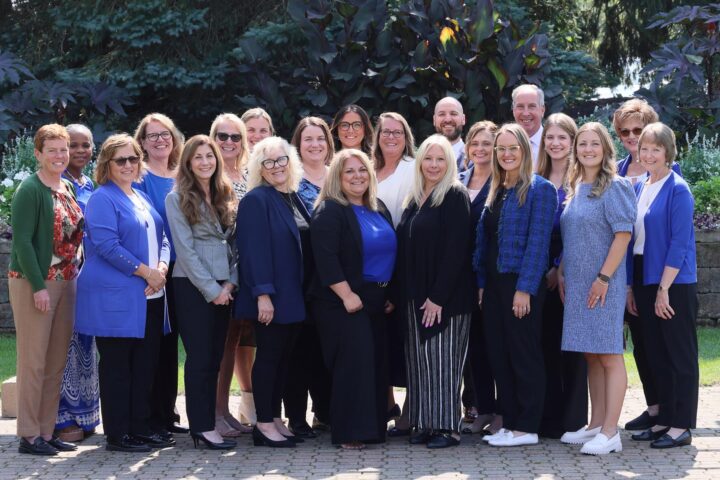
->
[566, 122, 617, 201]
[612, 98, 659, 134]
[486, 124, 534, 208]
[95, 134, 145, 185]
[209, 113, 250, 172]
[371, 112, 416, 170]
[537, 113, 578, 180]
[240, 107, 275, 135]
[290, 116, 335, 166]
[133, 113, 184, 170]
[246, 136, 303, 193]
[406, 134, 460, 208]
[175, 135, 236, 227]
[638, 122, 678, 166]
[464, 121, 498, 168]
[316, 149, 378, 210]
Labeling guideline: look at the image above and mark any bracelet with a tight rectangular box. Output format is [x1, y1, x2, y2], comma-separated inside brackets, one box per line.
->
[597, 273, 610, 284]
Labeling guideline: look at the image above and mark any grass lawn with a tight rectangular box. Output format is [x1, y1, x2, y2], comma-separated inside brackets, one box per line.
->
[1, 327, 720, 393]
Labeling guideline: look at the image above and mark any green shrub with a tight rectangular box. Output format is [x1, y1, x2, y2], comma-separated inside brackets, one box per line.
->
[678, 132, 720, 187]
[692, 177, 720, 214]
[0, 134, 36, 223]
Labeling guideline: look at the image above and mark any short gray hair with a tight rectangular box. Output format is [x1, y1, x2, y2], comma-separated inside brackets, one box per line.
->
[511, 84, 545, 108]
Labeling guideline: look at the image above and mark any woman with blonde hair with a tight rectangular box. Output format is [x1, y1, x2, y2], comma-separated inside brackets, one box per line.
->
[473, 123, 557, 447]
[241, 108, 275, 151]
[396, 134, 473, 448]
[310, 149, 396, 449]
[558, 122, 636, 455]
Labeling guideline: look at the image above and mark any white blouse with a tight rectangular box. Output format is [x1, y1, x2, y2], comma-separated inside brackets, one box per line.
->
[633, 172, 672, 255]
[377, 156, 416, 227]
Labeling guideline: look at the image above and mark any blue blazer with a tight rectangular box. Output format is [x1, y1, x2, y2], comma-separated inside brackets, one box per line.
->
[75, 182, 171, 338]
[618, 154, 682, 178]
[627, 171, 697, 285]
[473, 174, 557, 295]
[234, 185, 307, 324]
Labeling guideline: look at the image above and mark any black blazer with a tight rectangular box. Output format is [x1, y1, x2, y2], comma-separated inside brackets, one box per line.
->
[309, 199, 394, 308]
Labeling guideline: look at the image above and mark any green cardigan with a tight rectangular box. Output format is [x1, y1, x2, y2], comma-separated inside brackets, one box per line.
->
[9, 173, 77, 292]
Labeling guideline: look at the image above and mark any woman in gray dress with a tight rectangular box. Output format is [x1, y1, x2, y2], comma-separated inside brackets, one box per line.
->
[557, 122, 636, 455]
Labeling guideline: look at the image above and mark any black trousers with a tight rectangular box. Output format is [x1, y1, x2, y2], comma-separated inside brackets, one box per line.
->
[627, 308, 658, 407]
[96, 297, 164, 438]
[633, 256, 699, 429]
[539, 286, 588, 436]
[312, 283, 388, 444]
[150, 261, 180, 430]
[254, 321, 301, 423]
[283, 318, 332, 426]
[463, 307, 496, 414]
[174, 278, 229, 433]
[483, 271, 546, 433]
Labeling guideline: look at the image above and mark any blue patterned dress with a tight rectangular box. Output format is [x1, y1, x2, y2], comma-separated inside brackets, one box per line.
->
[297, 178, 321, 215]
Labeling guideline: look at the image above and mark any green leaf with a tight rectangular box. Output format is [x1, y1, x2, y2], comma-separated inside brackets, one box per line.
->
[469, 0, 495, 49]
[487, 57, 508, 90]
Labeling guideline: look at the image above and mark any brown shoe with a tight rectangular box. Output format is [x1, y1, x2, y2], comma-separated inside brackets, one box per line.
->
[57, 426, 84, 443]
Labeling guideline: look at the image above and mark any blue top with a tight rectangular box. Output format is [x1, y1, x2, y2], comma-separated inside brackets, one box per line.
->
[627, 171, 697, 285]
[473, 174, 558, 294]
[75, 182, 171, 338]
[63, 172, 94, 213]
[617, 154, 683, 178]
[134, 171, 176, 260]
[351, 204, 397, 282]
[297, 178, 321, 215]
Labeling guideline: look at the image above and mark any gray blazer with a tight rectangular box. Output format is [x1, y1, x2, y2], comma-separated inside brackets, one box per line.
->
[165, 191, 237, 302]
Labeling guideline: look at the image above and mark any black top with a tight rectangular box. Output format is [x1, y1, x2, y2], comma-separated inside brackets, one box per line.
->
[394, 184, 474, 340]
[484, 187, 504, 274]
[280, 191, 313, 292]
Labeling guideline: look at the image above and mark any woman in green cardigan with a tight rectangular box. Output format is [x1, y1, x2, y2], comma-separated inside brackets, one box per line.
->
[8, 124, 84, 456]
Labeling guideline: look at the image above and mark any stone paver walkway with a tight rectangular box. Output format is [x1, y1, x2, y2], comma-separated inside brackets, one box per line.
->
[1, 387, 719, 480]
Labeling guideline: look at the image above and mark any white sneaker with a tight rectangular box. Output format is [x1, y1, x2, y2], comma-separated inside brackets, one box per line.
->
[561, 426, 602, 445]
[580, 432, 622, 455]
[489, 432, 539, 447]
[482, 428, 511, 442]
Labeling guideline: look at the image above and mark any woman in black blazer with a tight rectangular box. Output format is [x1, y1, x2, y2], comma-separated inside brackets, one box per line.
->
[395, 134, 474, 449]
[310, 149, 397, 450]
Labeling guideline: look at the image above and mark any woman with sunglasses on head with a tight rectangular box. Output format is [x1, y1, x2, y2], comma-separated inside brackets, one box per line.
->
[330, 105, 374, 155]
[235, 137, 310, 448]
[611, 100, 681, 434]
[473, 123, 557, 448]
[165, 135, 238, 450]
[209, 113, 256, 436]
[75, 134, 172, 452]
[133, 114, 186, 440]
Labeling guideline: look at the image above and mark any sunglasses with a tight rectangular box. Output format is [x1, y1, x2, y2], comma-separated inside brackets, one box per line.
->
[112, 156, 141, 166]
[619, 127, 643, 138]
[216, 132, 243, 142]
[261, 156, 289, 170]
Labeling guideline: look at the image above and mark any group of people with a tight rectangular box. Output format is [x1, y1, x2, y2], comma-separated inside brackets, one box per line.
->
[9, 83, 699, 457]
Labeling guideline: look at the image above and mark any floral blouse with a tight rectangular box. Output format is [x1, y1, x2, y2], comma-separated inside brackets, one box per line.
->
[297, 178, 321, 215]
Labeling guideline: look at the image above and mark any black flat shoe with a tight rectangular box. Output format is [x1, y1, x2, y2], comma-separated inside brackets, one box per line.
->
[106, 435, 152, 453]
[132, 432, 175, 448]
[18, 437, 58, 456]
[289, 422, 317, 439]
[252, 427, 295, 448]
[283, 434, 305, 443]
[409, 429, 432, 445]
[47, 436, 78, 451]
[166, 423, 190, 434]
[387, 426, 411, 437]
[153, 428, 175, 442]
[190, 432, 236, 450]
[651, 430, 692, 449]
[427, 432, 460, 449]
[386, 404, 401, 421]
[624, 411, 658, 431]
[631, 427, 670, 441]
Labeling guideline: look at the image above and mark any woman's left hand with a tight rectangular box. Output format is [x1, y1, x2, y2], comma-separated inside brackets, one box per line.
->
[655, 288, 675, 319]
[420, 298, 442, 327]
[512, 291, 531, 319]
[586, 279, 609, 309]
[384, 300, 395, 314]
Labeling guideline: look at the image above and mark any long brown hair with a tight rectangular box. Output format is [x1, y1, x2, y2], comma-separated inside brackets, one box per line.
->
[566, 122, 617, 201]
[330, 105, 374, 155]
[175, 135, 236, 226]
[536, 113, 577, 180]
[486, 123, 534, 208]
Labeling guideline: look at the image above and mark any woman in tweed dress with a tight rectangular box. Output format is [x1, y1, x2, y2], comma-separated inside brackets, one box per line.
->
[558, 122, 636, 455]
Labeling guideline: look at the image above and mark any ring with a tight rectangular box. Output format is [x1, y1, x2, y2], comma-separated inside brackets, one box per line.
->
[596, 296, 600, 300]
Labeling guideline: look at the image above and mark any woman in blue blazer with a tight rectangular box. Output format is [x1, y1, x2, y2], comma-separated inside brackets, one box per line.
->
[75, 134, 171, 453]
[626, 123, 699, 449]
[234, 136, 309, 448]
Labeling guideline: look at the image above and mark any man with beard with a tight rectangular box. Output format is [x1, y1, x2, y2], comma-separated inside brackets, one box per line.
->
[511, 84, 546, 167]
[433, 97, 467, 171]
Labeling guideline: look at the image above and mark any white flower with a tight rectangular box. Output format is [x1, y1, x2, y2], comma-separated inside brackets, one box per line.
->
[13, 171, 30, 181]
[1, 178, 13, 188]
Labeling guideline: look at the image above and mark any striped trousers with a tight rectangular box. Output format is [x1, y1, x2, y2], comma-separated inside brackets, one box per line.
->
[405, 302, 471, 432]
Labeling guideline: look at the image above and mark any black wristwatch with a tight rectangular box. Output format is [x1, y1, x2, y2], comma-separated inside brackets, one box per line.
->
[597, 273, 610, 283]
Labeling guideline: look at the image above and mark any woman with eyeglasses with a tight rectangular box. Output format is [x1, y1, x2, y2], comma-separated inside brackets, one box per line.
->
[235, 137, 310, 448]
[75, 134, 171, 452]
[473, 123, 557, 448]
[133, 114, 186, 440]
[330, 105, 374, 155]
[611, 100, 681, 434]
[371, 112, 417, 436]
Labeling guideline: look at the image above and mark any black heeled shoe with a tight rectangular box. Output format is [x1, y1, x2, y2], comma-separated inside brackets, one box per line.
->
[252, 426, 295, 448]
[386, 404, 401, 422]
[190, 432, 236, 450]
[283, 434, 305, 443]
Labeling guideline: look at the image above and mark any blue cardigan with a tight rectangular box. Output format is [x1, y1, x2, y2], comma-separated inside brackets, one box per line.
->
[75, 182, 171, 338]
[627, 171, 697, 285]
[234, 185, 307, 324]
[473, 174, 557, 295]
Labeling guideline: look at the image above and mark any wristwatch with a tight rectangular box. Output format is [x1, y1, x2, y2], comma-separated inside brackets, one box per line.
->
[597, 273, 610, 283]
